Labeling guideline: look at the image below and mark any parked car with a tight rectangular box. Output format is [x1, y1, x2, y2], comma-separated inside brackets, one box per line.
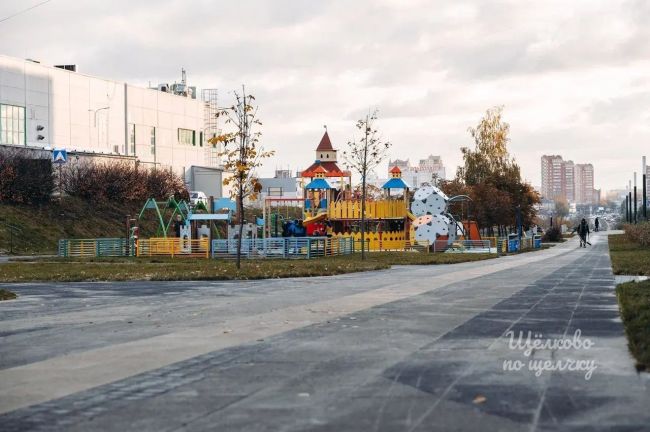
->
[190, 191, 207, 206]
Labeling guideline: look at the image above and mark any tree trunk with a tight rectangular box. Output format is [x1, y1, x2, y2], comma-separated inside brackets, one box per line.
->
[360, 117, 369, 261]
[236, 176, 244, 269]
[361, 172, 366, 260]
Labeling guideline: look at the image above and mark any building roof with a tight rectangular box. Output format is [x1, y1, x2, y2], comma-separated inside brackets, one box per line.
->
[258, 177, 298, 193]
[305, 178, 333, 190]
[389, 166, 401, 174]
[316, 131, 334, 151]
[382, 177, 411, 190]
[312, 165, 327, 174]
[301, 161, 351, 178]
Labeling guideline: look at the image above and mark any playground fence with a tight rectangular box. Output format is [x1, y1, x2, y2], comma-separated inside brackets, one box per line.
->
[137, 238, 210, 258]
[58, 238, 131, 258]
[211, 237, 354, 260]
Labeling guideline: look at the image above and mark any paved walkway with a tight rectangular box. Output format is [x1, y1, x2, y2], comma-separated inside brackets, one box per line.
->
[0, 233, 648, 431]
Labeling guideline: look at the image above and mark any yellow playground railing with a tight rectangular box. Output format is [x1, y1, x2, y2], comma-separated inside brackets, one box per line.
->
[327, 200, 408, 220]
[137, 238, 210, 258]
[332, 230, 408, 251]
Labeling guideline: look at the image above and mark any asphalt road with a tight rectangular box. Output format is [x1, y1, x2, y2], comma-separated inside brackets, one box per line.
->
[1, 232, 649, 431]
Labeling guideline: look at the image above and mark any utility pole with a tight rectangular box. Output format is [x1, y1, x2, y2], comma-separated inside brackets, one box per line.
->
[634, 172, 638, 224]
[643, 174, 648, 220]
[643, 156, 648, 220]
[628, 191, 632, 223]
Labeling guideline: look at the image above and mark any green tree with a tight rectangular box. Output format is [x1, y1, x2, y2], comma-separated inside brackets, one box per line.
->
[343, 110, 391, 260]
[210, 86, 274, 269]
[455, 106, 539, 235]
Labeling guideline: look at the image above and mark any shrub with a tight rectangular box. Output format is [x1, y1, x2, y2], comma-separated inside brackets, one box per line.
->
[624, 222, 650, 247]
[0, 149, 53, 205]
[63, 161, 188, 204]
[542, 226, 562, 242]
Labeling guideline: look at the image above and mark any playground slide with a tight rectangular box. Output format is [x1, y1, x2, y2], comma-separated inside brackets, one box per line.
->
[462, 220, 482, 241]
[303, 212, 328, 225]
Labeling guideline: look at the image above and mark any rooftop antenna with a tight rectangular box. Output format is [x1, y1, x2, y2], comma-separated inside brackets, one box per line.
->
[324, 124, 327, 131]
[181, 68, 186, 85]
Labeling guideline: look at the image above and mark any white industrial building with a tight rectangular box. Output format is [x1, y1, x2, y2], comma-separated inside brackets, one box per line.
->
[0, 54, 224, 197]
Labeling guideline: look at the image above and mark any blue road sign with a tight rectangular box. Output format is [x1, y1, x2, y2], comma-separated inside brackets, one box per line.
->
[52, 149, 67, 163]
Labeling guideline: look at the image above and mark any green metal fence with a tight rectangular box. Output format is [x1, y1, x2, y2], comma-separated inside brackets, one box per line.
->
[58, 238, 132, 257]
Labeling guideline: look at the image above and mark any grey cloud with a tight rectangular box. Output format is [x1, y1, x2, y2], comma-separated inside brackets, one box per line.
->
[2, 0, 650, 189]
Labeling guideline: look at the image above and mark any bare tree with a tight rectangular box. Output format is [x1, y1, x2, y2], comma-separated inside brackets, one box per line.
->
[343, 110, 391, 260]
[210, 86, 274, 269]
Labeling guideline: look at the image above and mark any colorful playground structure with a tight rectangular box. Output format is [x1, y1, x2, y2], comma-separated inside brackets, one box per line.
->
[57, 130, 541, 259]
[262, 131, 488, 252]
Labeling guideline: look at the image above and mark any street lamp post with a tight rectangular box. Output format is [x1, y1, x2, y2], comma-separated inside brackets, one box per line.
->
[643, 156, 648, 220]
[89, 107, 110, 150]
[634, 172, 638, 224]
[628, 191, 632, 223]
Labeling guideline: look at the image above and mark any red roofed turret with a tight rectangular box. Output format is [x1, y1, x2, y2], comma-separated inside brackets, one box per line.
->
[316, 131, 334, 151]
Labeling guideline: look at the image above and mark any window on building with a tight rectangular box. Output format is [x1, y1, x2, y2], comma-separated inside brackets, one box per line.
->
[267, 187, 283, 196]
[0, 104, 25, 145]
[150, 127, 156, 155]
[128, 123, 135, 155]
[178, 128, 195, 146]
[199, 131, 203, 147]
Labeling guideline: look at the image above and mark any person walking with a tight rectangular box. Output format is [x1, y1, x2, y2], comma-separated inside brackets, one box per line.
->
[594, 217, 600, 232]
[578, 218, 590, 248]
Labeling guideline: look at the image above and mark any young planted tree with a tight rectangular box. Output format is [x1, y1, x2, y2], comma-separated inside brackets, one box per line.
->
[343, 110, 391, 260]
[210, 86, 273, 269]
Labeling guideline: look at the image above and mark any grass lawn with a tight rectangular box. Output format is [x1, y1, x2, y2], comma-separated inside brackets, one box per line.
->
[0, 252, 497, 283]
[617, 280, 650, 372]
[0, 288, 17, 300]
[608, 234, 650, 276]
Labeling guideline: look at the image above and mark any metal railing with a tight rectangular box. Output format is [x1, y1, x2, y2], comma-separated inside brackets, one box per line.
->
[137, 238, 210, 258]
[211, 237, 354, 259]
[58, 238, 130, 257]
[440, 239, 494, 253]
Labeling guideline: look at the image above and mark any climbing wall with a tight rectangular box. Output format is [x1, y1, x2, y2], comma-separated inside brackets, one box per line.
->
[410, 185, 457, 245]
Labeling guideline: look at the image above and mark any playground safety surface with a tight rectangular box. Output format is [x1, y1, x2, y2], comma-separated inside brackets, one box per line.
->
[1, 232, 649, 431]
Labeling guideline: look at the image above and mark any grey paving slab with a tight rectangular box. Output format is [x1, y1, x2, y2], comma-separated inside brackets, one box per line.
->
[0, 233, 648, 431]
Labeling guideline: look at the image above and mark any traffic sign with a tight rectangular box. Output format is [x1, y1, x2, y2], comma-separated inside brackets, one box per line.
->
[52, 149, 67, 164]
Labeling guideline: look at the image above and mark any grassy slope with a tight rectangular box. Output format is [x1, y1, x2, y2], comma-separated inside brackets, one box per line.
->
[617, 280, 650, 371]
[0, 199, 158, 255]
[608, 234, 650, 276]
[0, 252, 496, 283]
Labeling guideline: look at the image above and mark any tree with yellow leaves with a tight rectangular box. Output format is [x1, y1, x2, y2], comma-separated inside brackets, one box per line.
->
[210, 86, 274, 268]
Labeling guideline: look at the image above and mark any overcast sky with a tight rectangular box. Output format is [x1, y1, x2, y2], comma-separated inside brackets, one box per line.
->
[2, 0, 649, 191]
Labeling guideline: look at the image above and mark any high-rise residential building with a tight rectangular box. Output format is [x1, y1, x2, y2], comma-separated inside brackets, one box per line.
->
[387, 155, 445, 187]
[541, 155, 574, 201]
[541, 155, 594, 204]
[563, 160, 575, 202]
[575, 163, 595, 204]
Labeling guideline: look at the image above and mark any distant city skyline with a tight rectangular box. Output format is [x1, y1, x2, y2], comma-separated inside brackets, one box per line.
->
[2, 0, 650, 190]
